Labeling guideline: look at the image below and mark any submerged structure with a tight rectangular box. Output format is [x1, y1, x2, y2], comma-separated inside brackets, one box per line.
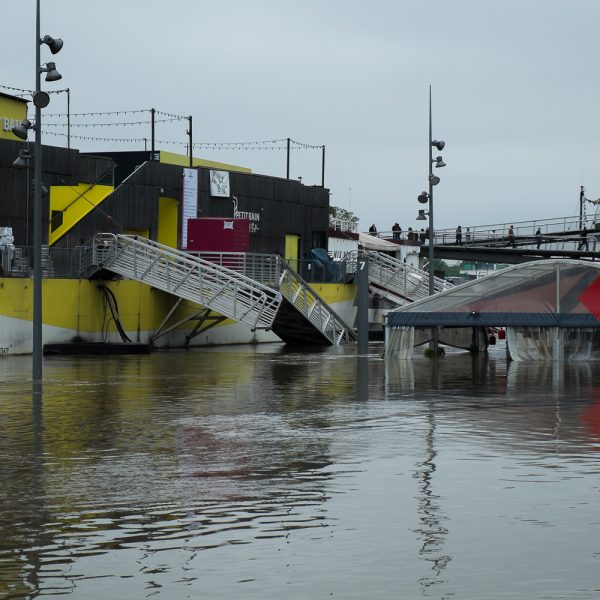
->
[0, 89, 366, 354]
[385, 259, 600, 361]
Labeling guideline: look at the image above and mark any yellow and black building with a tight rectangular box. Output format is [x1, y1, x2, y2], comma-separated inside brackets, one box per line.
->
[0, 92, 329, 267]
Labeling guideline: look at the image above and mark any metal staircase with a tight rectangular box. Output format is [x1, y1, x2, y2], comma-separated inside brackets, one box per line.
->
[273, 261, 357, 345]
[84, 234, 282, 331]
[367, 250, 449, 303]
[189, 251, 357, 345]
[342, 250, 450, 305]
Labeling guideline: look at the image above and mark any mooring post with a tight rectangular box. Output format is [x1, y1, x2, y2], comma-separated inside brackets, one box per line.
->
[357, 252, 369, 354]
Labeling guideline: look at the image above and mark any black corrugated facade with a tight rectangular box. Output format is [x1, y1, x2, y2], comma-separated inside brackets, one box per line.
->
[0, 139, 114, 246]
[0, 143, 329, 256]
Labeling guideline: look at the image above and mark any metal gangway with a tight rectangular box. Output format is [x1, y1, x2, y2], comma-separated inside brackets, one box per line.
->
[84, 236, 355, 345]
[341, 250, 450, 306]
[276, 261, 356, 344]
[84, 234, 283, 332]
[190, 251, 357, 345]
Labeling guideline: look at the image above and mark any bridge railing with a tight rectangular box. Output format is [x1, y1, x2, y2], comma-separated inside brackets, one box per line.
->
[434, 215, 593, 245]
[366, 215, 598, 248]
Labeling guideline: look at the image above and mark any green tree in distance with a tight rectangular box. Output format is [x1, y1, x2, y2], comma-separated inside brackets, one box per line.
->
[329, 206, 359, 223]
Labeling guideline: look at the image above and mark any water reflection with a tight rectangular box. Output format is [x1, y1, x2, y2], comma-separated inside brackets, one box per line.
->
[414, 411, 451, 595]
[0, 346, 600, 598]
[356, 356, 369, 402]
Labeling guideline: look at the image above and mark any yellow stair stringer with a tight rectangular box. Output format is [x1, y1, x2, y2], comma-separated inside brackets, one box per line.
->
[48, 183, 114, 246]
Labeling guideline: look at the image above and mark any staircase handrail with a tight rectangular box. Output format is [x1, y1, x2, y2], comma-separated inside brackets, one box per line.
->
[340, 250, 448, 303]
[88, 233, 282, 331]
[276, 257, 357, 344]
[368, 250, 448, 292]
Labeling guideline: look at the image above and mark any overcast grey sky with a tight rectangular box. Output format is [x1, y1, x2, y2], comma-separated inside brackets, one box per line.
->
[5, 0, 600, 233]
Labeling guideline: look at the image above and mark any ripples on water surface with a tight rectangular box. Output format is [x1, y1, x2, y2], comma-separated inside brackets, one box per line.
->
[1, 342, 599, 599]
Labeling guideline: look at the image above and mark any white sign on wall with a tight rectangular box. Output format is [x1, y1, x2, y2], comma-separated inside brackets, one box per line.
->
[182, 168, 198, 249]
[232, 196, 261, 233]
[210, 170, 230, 197]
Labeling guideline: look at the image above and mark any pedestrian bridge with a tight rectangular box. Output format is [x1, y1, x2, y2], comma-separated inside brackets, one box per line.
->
[373, 215, 600, 264]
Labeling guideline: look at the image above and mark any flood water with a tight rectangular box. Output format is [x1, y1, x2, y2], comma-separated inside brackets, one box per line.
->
[1, 342, 600, 599]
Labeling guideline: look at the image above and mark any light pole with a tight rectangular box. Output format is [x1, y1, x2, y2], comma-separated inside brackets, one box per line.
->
[416, 86, 445, 351]
[13, 0, 63, 381]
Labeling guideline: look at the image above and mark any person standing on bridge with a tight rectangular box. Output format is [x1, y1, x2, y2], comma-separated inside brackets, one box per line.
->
[536, 228, 542, 249]
[456, 225, 462, 245]
[508, 225, 516, 248]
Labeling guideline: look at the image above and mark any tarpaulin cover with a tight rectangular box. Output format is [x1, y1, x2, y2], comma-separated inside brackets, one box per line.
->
[358, 233, 400, 252]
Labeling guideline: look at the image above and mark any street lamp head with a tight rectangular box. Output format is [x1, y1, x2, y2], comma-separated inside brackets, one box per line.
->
[32, 178, 49, 196]
[42, 62, 62, 82]
[42, 35, 63, 54]
[417, 191, 430, 204]
[433, 156, 446, 168]
[416, 209, 428, 221]
[432, 140, 445, 151]
[11, 119, 33, 140]
[12, 149, 32, 168]
[430, 175, 440, 186]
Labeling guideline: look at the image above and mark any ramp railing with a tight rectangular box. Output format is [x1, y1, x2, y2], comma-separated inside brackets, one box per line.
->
[191, 251, 357, 345]
[343, 250, 450, 304]
[276, 260, 357, 344]
[87, 234, 282, 331]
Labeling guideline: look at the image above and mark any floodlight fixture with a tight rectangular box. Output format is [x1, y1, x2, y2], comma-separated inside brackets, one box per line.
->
[12, 149, 32, 168]
[41, 35, 63, 54]
[41, 62, 62, 82]
[11, 118, 33, 140]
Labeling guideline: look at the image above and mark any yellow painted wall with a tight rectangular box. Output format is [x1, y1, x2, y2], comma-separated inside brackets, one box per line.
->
[0, 278, 189, 339]
[158, 196, 179, 248]
[159, 150, 252, 174]
[122, 228, 150, 238]
[285, 234, 300, 271]
[48, 183, 114, 245]
[0, 94, 28, 141]
[310, 283, 356, 304]
[0, 278, 355, 336]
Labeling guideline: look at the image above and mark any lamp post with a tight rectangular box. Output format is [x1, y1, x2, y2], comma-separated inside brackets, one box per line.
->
[13, 0, 63, 381]
[416, 86, 445, 351]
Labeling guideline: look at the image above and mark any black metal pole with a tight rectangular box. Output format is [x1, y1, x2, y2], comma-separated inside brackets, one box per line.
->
[33, 0, 43, 381]
[151, 107, 155, 158]
[580, 185, 584, 230]
[188, 115, 193, 168]
[66, 87, 70, 149]
[428, 86, 434, 297]
[286, 137, 290, 179]
[428, 85, 438, 353]
[321, 145, 325, 187]
[26, 158, 31, 247]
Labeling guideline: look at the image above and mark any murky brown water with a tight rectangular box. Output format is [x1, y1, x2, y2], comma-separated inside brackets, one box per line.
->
[1, 342, 600, 599]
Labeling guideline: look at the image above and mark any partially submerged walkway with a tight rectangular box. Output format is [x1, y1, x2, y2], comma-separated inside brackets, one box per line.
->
[84, 234, 356, 346]
[385, 259, 600, 361]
